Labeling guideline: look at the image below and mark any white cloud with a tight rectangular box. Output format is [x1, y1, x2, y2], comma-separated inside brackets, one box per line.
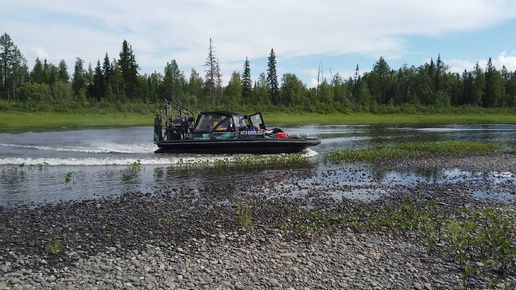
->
[446, 51, 516, 74]
[2, 0, 516, 84]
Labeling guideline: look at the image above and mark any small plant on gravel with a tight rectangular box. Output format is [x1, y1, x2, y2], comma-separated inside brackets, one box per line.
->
[237, 197, 252, 228]
[48, 238, 62, 255]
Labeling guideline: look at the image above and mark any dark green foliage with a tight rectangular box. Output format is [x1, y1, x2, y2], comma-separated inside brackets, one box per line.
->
[2, 32, 516, 114]
[204, 38, 222, 102]
[118, 40, 140, 101]
[242, 57, 252, 103]
[267, 48, 279, 105]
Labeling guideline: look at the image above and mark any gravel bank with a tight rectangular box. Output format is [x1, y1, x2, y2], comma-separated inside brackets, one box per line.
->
[1, 155, 515, 289]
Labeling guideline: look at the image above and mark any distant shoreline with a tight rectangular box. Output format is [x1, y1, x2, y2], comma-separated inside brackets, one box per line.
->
[2, 112, 516, 133]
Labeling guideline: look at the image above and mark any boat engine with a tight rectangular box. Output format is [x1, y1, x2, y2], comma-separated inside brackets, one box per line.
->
[155, 99, 195, 142]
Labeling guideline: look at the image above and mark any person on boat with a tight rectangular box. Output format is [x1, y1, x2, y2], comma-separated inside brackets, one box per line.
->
[251, 124, 275, 135]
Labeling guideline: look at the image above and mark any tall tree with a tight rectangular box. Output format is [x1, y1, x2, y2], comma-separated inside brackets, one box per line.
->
[90, 60, 104, 101]
[57, 59, 69, 82]
[72, 57, 85, 97]
[242, 57, 252, 103]
[102, 53, 111, 90]
[224, 71, 243, 106]
[461, 70, 474, 106]
[163, 60, 185, 102]
[472, 62, 485, 107]
[484, 57, 505, 107]
[279, 73, 305, 107]
[30, 58, 45, 84]
[118, 40, 140, 100]
[204, 38, 222, 102]
[267, 48, 279, 105]
[187, 68, 204, 105]
[369, 57, 391, 105]
[0, 33, 28, 100]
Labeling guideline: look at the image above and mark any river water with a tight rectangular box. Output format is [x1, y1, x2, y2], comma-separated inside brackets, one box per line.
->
[1, 123, 515, 207]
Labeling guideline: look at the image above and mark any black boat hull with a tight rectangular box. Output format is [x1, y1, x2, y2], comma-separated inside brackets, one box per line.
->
[155, 138, 321, 154]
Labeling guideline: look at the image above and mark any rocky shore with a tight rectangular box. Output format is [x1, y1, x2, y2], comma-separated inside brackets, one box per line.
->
[1, 155, 515, 289]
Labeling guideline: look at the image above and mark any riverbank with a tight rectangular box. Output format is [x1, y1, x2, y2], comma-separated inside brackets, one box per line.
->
[2, 111, 516, 133]
[1, 155, 515, 289]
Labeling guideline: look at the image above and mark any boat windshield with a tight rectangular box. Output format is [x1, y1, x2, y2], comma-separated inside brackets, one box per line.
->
[193, 113, 235, 133]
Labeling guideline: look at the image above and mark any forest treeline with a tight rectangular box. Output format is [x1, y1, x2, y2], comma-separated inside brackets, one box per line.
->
[1, 32, 516, 114]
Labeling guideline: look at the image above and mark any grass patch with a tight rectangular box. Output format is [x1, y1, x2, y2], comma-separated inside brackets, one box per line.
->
[0, 112, 154, 133]
[281, 195, 516, 287]
[2, 112, 516, 133]
[263, 112, 516, 126]
[323, 141, 506, 163]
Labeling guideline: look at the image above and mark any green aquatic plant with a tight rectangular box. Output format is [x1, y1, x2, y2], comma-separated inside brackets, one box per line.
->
[122, 159, 142, 181]
[323, 141, 504, 163]
[65, 171, 76, 184]
[38, 162, 49, 170]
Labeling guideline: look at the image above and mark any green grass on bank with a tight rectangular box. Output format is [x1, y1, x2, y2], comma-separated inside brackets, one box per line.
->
[0, 112, 154, 132]
[1, 111, 516, 132]
[263, 112, 516, 125]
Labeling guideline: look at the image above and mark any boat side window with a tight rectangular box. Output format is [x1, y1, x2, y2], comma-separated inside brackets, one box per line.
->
[249, 113, 265, 130]
[194, 115, 215, 133]
[214, 117, 234, 132]
[237, 116, 248, 131]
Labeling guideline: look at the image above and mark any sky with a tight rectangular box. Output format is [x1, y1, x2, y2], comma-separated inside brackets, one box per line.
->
[2, 0, 516, 88]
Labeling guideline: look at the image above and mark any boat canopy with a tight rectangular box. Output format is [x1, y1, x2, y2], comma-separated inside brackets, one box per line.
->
[192, 111, 265, 134]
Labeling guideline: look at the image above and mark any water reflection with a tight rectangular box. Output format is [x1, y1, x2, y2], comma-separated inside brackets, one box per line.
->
[1, 123, 515, 206]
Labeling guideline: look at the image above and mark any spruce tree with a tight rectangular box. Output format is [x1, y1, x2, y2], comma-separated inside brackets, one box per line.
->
[57, 60, 69, 82]
[204, 38, 222, 102]
[266, 48, 279, 105]
[72, 57, 85, 97]
[242, 57, 252, 102]
[118, 40, 140, 100]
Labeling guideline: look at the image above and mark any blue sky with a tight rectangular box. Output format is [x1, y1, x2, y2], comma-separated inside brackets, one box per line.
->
[2, 0, 516, 88]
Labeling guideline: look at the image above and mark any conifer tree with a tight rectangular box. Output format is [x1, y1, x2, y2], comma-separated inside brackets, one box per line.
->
[58, 60, 69, 82]
[0, 33, 27, 100]
[267, 48, 279, 105]
[204, 38, 222, 102]
[242, 57, 252, 102]
[118, 40, 140, 100]
[72, 57, 85, 97]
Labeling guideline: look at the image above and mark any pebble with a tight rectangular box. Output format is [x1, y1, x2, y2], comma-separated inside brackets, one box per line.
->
[0, 155, 515, 289]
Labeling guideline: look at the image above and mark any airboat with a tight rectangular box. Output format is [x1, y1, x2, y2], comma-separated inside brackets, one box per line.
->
[153, 100, 320, 154]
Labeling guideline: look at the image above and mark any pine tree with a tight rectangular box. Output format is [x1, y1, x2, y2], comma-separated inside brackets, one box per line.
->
[267, 48, 279, 105]
[242, 57, 252, 103]
[484, 57, 505, 107]
[0, 33, 28, 100]
[30, 58, 45, 84]
[118, 40, 140, 100]
[72, 57, 85, 97]
[204, 38, 222, 102]
[91, 60, 104, 101]
[472, 62, 485, 107]
[57, 60, 69, 82]
[102, 53, 111, 96]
